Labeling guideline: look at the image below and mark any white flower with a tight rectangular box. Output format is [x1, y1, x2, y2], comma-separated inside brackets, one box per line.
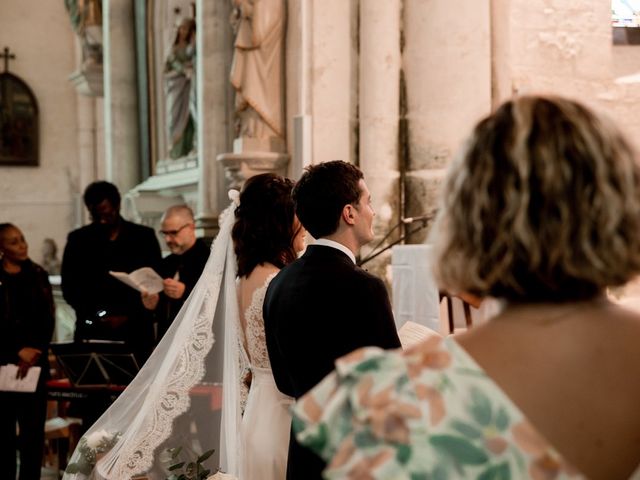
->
[228, 189, 240, 206]
[66, 430, 121, 476]
[85, 429, 111, 449]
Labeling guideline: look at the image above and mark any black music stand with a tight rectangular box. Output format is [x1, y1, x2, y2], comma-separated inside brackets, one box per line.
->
[51, 341, 140, 387]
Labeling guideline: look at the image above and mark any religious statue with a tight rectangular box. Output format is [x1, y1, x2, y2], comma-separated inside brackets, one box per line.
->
[41, 238, 61, 275]
[230, 0, 285, 141]
[164, 17, 197, 160]
[64, 0, 103, 69]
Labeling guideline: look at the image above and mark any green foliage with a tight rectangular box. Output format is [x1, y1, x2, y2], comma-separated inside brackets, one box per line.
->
[164, 446, 215, 480]
[65, 430, 121, 476]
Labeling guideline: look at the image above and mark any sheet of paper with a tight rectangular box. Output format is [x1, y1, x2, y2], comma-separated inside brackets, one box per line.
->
[109, 267, 164, 294]
[0, 364, 41, 392]
[398, 320, 442, 349]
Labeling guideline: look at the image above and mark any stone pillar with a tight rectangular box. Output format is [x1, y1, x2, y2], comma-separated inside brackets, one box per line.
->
[77, 95, 97, 196]
[196, 0, 233, 237]
[103, 0, 140, 193]
[403, 0, 491, 242]
[358, 0, 401, 272]
[69, 36, 99, 228]
[75, 94, 97, 226]
[288, 0, 313, 180]
[309, 0, 357, 165]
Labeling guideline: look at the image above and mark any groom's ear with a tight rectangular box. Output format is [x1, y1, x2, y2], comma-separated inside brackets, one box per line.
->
[342, 204, 356, 226]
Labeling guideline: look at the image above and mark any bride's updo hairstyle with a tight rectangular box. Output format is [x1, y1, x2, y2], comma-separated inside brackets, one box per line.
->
[433, 94, 640, 302]
[232, 173, 298, 277]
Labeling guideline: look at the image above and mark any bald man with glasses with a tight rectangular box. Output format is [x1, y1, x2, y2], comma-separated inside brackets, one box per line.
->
[142, 205, 210, 340]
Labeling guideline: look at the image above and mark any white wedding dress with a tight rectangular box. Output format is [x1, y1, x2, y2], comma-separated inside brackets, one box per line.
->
[61, 198, 292, 480]
[238, 273, 293, 480]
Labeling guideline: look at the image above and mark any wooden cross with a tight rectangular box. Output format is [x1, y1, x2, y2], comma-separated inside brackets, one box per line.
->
[0, 46, 16, 73]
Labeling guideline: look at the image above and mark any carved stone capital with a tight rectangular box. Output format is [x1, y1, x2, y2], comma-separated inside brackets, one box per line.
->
[69, 65, 104, 97]
[216, 151, 290, 191]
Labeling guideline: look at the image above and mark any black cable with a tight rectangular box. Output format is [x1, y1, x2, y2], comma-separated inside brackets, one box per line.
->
[358, 220, 430, 267]
[368, 219, 403, 254]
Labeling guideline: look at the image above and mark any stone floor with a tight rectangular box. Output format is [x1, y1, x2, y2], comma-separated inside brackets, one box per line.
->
[13, 431, 73, 479]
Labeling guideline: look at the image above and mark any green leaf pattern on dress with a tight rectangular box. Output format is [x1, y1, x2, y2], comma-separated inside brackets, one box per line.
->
[293, 336, 583, 479]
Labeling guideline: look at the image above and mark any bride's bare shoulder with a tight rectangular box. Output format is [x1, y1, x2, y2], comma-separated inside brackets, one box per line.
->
[241, 263, 280, 290]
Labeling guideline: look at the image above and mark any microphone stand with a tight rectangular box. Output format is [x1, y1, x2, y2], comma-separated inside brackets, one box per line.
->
[367, 220, 403, 255]
[358, 219, 430, 267]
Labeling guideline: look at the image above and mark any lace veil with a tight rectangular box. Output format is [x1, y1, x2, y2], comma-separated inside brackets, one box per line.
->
[63, 197, 246, 480]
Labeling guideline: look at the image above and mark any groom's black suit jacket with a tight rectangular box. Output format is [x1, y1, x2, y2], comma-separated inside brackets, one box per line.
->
[264, 245, 401, 480]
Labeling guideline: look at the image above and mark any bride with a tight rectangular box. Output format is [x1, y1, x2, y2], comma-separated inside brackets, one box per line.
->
[230, 173, 306, 479]
[62, 173, 304, 480]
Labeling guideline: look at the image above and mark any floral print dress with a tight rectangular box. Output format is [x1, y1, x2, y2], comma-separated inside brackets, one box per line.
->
[292, 336, 601, 480]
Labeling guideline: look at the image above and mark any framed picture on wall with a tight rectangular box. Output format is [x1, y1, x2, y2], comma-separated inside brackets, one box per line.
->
[0, 72, 39, 166]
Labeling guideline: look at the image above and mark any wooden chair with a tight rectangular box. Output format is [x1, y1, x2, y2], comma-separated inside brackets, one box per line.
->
[43, 351, 82, 476]
[440, 291, 481, 334]
[43, 414, 82, 475]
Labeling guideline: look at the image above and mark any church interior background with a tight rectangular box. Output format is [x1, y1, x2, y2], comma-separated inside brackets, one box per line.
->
[2, 0, 640, 477]
[3, 0, 640, 473]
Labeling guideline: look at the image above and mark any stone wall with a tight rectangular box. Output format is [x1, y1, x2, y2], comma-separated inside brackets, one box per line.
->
[495, 0, 640, 145]
[0, 0, 79, 266]
[403, 0, 492, 243]
[3, 0, 640, 269]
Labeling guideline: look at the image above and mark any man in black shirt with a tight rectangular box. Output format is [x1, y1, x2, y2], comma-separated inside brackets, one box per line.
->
[141, 205, 210, 341]
[61, 181, 162, 364]
[60, 181, 162, 434]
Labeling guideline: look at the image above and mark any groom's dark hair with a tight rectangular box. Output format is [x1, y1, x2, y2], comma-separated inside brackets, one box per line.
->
[293, 160, 363, 239]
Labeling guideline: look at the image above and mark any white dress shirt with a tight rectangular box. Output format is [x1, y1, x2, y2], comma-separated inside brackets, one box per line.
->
[313, 238, 356, 264]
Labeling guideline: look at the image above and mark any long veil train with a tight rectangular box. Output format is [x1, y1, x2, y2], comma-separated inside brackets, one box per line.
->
[63, 200, 244, 480]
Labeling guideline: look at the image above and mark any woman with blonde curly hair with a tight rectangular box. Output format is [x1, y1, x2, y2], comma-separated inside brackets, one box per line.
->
[291, 95, 640, 479]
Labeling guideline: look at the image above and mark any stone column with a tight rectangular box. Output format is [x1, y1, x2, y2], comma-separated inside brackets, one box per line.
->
[195, 0, 233, 237]
[75, 94, 97, 226]
[69, 36, 99, 227]
[288, 0, 313, 180]
[309, 0, 357, 165]
[103, 0, 140, 193]
[403, 0, 491, 243]
[358, 0, 401, 273]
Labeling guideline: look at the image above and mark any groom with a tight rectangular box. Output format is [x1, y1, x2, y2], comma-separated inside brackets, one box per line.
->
[263, 160, 401, 479]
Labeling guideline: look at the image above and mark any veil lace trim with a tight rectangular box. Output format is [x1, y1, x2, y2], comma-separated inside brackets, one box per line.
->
[63, 202, 239, 480]
[103, 278, 218, 478]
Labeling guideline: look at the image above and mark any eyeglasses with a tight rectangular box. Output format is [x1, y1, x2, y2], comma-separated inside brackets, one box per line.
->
[159, 223, 192, 237]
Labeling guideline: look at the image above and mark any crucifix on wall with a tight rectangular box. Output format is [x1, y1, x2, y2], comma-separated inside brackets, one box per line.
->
[0, 46, 39, 166]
